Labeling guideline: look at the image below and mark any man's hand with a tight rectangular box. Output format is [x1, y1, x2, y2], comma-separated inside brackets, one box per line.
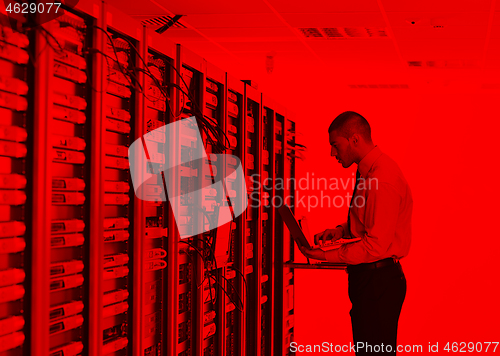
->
[298, 245, 327, 261]
[314, 226, 344, 246]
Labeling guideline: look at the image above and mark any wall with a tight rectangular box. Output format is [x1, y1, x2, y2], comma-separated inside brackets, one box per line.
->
[191, 50, 500, 352]
[290, 87, 500, 353]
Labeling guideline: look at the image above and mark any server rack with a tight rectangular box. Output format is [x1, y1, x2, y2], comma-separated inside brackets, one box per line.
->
[203, 62, 226, 356]
[99, 7, 144, 356]
[141, 29, 176, 356]
[261, 96, 281, 356]
[274, 112, 296, 356]
[0, 2, 295, 355]
[224, 75, 245, 356]
[243, 83, 263, 356]
[172, 45, 206, 356]
[0, 7, 31, 355]
[45, 10, 91, 356]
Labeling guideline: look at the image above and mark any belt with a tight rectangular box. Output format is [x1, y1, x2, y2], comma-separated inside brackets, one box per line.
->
[346, 257, 399, 274]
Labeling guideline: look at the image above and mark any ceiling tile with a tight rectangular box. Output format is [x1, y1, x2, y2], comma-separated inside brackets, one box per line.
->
[280, 12, 385, 28]
[179, 13, 283, 28]
[195, 27, 295, 40]
[155, 0, 272, 14]
[177, 41, 233, 54]
[485, 38, 500, 58]
[318, 51, 401, 62]
[235, 51, 316, 60]
[316, 58, 406, 74]
[489, 13, 500, 37]
[381, 0, 493, 12]
[307, 39, 395, 53]
[484, 60, 500, 69]
[392, 26, 489, 40]
[490, 25, 500, 38]
[385, 11, 490, 27]
[398, 39, 486, 60]
[104, 0, 167, 16]
[218, 40, 307, 52]
[398, 38, 485, 51]
[163, 29, 207, 40]
[265, 0, 381, 13]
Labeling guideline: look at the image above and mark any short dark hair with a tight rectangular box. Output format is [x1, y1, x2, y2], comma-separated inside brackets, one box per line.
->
[328, 111, 372, 142]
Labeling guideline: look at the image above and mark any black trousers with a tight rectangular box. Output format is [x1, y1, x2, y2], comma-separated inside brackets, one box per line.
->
[348, 262, 407, 355]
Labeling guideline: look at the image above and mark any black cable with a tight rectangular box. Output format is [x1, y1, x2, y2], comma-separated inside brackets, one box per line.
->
[230, 265, 248, 298]
[104, 35, 192, 127]
[163, 60, 230, 153]
[182, 204, 215, 229]
[178, 240, 205, 263]
[206, 274, 243, 312]
[203, 234, 218, 271]
[105, 33, 173, 109]
[217, 272, 244, 310]
[92, 25, 138, 91]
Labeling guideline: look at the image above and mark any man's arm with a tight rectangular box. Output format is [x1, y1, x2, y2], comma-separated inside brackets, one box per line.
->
[324, 182, 401, 264]
[337, 222, 348, 238]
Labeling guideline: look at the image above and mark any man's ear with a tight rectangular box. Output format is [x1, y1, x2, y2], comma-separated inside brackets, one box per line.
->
[350, 133, 360, 146]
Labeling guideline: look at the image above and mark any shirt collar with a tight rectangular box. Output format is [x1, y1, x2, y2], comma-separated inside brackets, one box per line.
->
[357, 146, 382, 178]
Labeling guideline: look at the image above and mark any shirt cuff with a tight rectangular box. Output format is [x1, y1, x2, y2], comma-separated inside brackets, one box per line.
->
[325, 248, 342, 263]
[337, 222, 348, 238]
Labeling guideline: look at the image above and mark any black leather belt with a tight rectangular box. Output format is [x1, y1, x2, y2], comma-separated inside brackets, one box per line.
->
[347, 257, 399, 274]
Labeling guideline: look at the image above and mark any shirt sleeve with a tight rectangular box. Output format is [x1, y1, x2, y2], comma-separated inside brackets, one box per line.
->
[337, 222, 348, 238]
[325, 182, 401, 264]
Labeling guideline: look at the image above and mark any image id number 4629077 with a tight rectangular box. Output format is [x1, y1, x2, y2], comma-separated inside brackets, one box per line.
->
[441, 342, 499, 352]
[6, 2, 62, 14]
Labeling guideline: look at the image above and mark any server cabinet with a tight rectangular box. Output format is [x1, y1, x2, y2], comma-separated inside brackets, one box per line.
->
[261, 96, 282, 356]
[28, 3, 102, 356]
[0, 1, 295, 354]
[44, 10, 92, 356]
[274, 112, 296, 356]
[202, 62, 226, 356]
[224, 75, 245, 356]
[141, 29, 176, 356]
[173, 45, 206, 356]
[98, 8, 144, 356]
[0, 7, 31, 356]
[243, 83, 262, 356]
[173, 45, 233, 356]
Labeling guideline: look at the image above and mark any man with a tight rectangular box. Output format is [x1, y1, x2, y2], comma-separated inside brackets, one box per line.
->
[299, 111, 412, 355]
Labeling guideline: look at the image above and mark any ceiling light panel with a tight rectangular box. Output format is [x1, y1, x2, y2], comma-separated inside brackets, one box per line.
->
[398, 38, 485, 55]
[196, 27, 296, 40]
[297, 27, 389, 39]
[307, 39, 395, 53]
[490, 14, 500, 37]
[104, 0, 172, 17]
[391, 26, 489, 40]
[174, 41, 231, 54]
[483, 60, 500, 69]
[160, 0, 272, 15]
[265, 0, 380, 13]
[162, 29, 207, 40]
[385, 12, 490, 27]
[280, 12, 386, 28]
[485, 39, 500, 58]
[177, 13, 285, 28]
[217, 40, 306, 52]
[381, 0, 493, 12]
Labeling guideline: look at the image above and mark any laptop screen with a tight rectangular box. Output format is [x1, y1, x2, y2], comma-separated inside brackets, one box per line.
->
[277, 205, 312, 249]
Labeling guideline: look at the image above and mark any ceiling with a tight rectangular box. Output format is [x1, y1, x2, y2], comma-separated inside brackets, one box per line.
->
[105, 0, 500, 88]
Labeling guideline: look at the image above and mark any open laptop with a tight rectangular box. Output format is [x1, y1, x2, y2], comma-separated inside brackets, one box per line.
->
[277, 205, 361, 251]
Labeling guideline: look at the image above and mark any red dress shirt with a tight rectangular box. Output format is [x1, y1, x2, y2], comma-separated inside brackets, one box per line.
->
[325, 146, 413, 265]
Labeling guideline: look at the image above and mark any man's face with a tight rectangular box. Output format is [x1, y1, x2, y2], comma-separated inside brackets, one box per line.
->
[329, 130, 354, 168]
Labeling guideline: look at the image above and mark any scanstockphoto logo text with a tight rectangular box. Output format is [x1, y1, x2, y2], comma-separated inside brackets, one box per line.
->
[247, 172, 379, 212]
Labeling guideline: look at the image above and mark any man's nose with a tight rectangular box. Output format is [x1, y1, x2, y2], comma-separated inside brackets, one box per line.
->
[331, 146, 337, 157]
